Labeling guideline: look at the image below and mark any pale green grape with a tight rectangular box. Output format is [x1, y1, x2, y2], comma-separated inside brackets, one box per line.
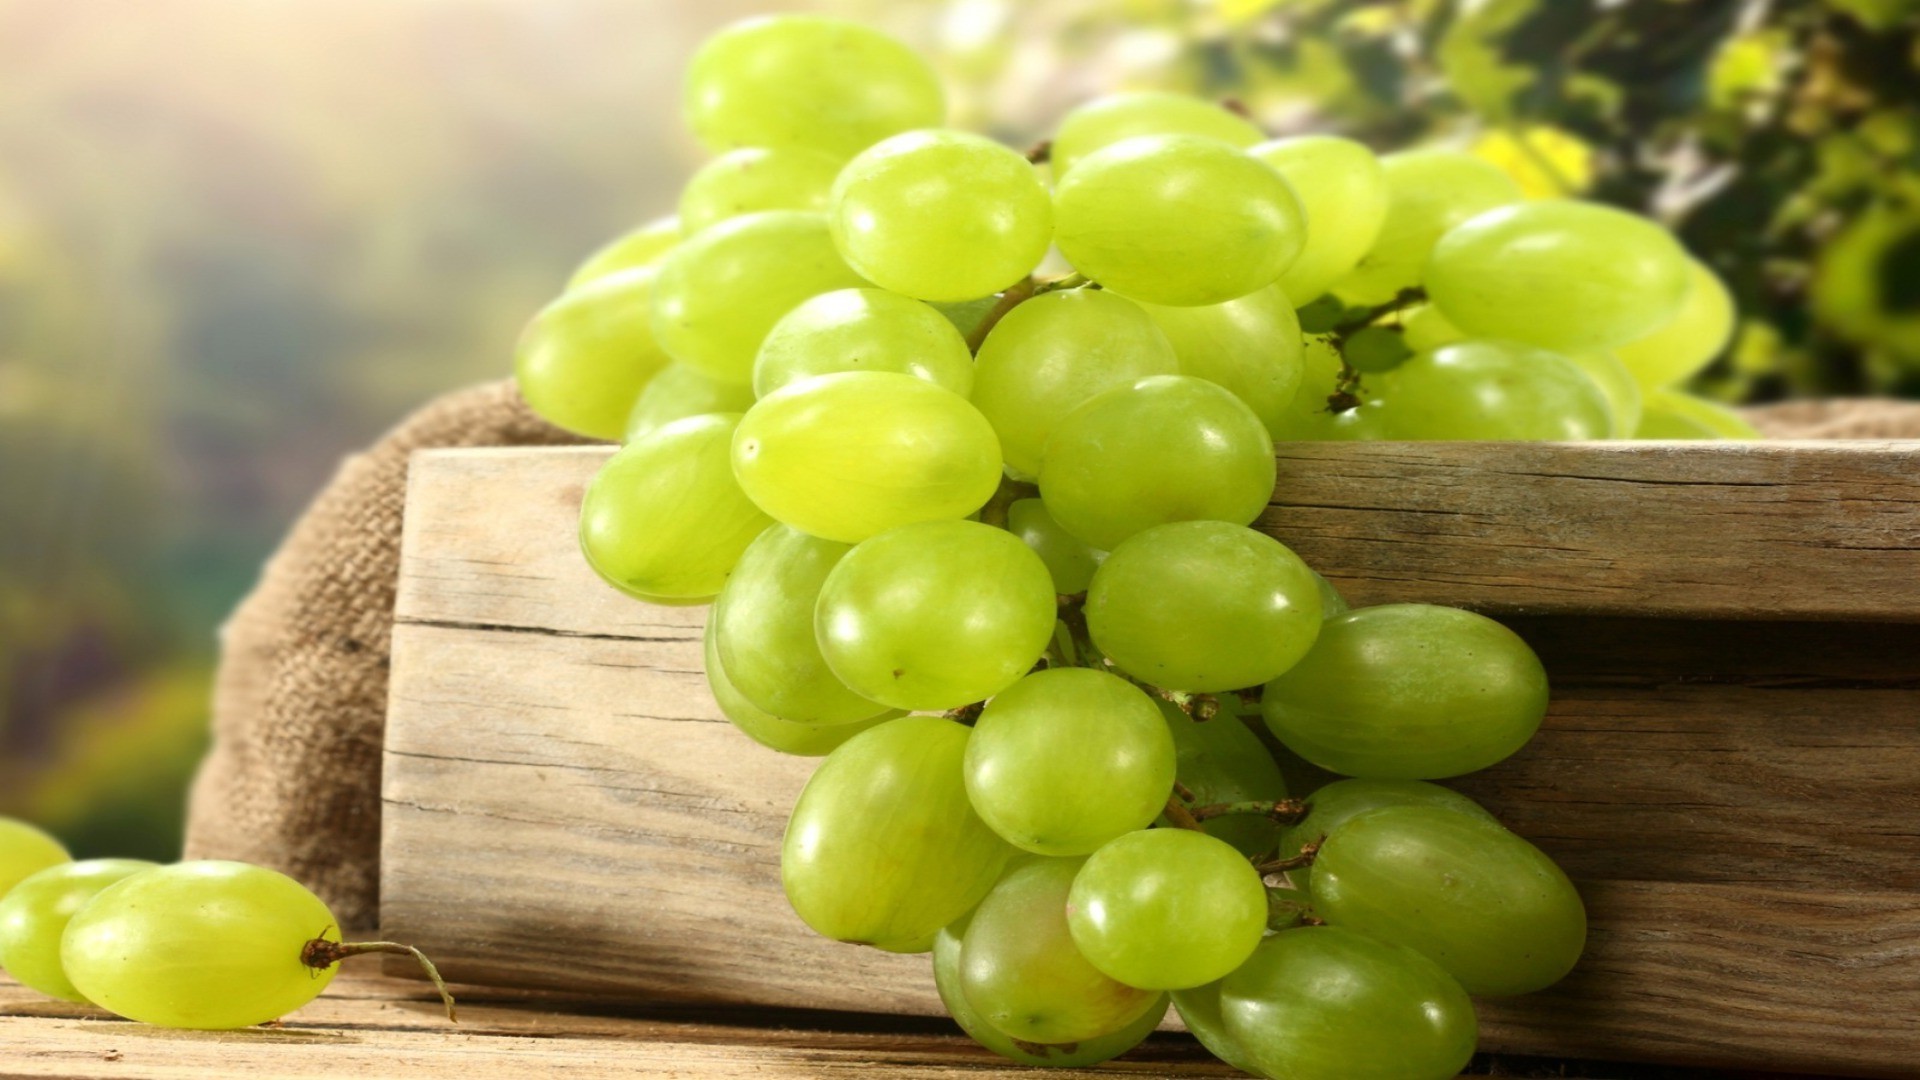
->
[650, 210, 867, 384]
[1332, 149, 1522, 305]
[1639, 388, 1761, 439]
[712, 525, 892, 725]
[684, 15, 944, 159]
[829, 130, 1052, 302]
[1159, 701, 1289, 858]
[1426, 199, 1692, 353]
[1311, 570, 1350, 617]
[1050, 91, 1264, 177]
[754, 287, 974, 398]
[567, 215, 681, 290]
[959, 857, 1160, 1044]
[1068, 828, 1266, 990]
[1262, 604, 1548, 778]
[1399, 303, 1466, 352]
[732, 371, 1001, 543]
[517, 267, 671, 440]
[964, 669, 1175, 856]
[679, 146, 845, 234]
[578, 414, 771, 604]
[1270, 337, 1374, 441]
[1039, 376, 1276, 551]
[1569, 352, 1643, 437]
[815, 520, 1055, 711]
[62, 861, 341, 1029]
[782, 717, 1013, 950]
[1007, 498, 1103, 595]
[624, 363, 756, 442]
[0, 819, 68, 899]
[1339, 326, 1412, 374]
[1363, 340, 1613, 440]
[0, 859, 155, 1002]
[971, 289, 1178, 479]
[1313, 804, 1586, 996]
[1170, 981, 1265, 1076]
[1053, 135, 1305, 307]
[1279, 778, 1496, 871]
[1616, 259, 1736, 389]
[1250, 135, 1389, 304]
[1141, 284, 1306, 439]
[1219, 927, 1477, 1080]
[702, 618, 892, 756]
[1087, 521, 1321, 693]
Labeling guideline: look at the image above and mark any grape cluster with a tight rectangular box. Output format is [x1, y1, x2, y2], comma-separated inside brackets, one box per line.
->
[511, 15, 1634, 1080]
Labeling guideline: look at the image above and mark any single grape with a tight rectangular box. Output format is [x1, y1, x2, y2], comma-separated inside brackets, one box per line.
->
[959, 857, 1161, 1044]
[1219, 927, 1478, 1080]
[1039, 376, 1276, 551]
[1170, 980, 1265, 1076]
[971, 289, 1179, 479]
[1310, 570, 1350, 617]
[1312, 804, 1587, 996]
[1332, 149, 1521, 305]
[567, 215, 681, 290]
[1568, 351, 1643, 437]
[578, 414, 771, 604]
[732, 371, 1002, 543]
[1087, 521, 1321, 693]
[0, 858, 155, 1002]
[829, 130, 1052, 302]
[1159, 702, 1289, 858]
[1363, 340, 1613, 440]
[1068, 828, 1266, 990]
[678, 146, 845, 234]
[815, 520, 1055, 711]
[1053, 135, 1305, 307]
[754, 287, 974, 399]
[650, 210, 867, 385]
[1007, 498, 1104, 595]
[782, 718, 1013, 951]
[1250, 135, 1389, 304]
[0, 819, 69, 899]
[1140, 284, 1306, 439]
[712, 525, 892, 725]
[1616, 259, 1736, 389]
[684, 15, 944, 159]
[1262, 604, 1548, 778]
[964, 669, 1175, 856]
[702, 618, 893, 756]
[1279, 778, 1496, 871]
[1049, 91, 1264, 177]
[1426, 199, 1693, 353]
[516, 267, 672, 440]
[1638, 388, 1761, 439]
[624, 363, 756, 442]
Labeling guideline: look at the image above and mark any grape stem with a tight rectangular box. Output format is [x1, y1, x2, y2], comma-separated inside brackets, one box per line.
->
[964, 277, 1037, 352]
[1190, 799, 1309, 824]
[977, 476, 1037, 529]
[1154, 687, 1221, 721]
[1171, 780, 1198, 803]
[1254, 839, 1321, 875]
[1030, 271, 1092, 295]
[1024, 139, 1052, 165]
[943, 700, 986, 725]
[302, 938, 458, 1023]
[1161, 797, 1207, 832]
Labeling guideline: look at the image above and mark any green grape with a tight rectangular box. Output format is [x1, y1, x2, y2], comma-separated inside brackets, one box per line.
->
[1067, 828, 1267, 990]
[1039, 376, 1276, 551]
[1087, 521, 1321, 693]
[712, 525, 892, 725]
[1616, 260, 1736, 389]
[1007, 498, 1103, 595]
[1426, 199, 1693, 353]
[815, 520, 1055, 711]
[1312, 804, 1586, 996]
[651, 210, 867, 384]
[959, 857, 1160, 1044]
[702, 618, 892, 756]
[1568, 352, 1643, 437]
[0, 859, 155, 1002]
[1640, 388, 1761, 439]
[1140, 284, 1306, 439]
[754, 287, 974, 399]
[1363, 340, 1613, 440]
[678, 146, 845, 234]
[1340, 325, 1412, 373]
[971, 289, 1179, 479]
[935, 915, 1169, 1067]
[1634, 401, 1718, 439]
[1270, 337, 1374, 441]
[732, 371, 1002, 543]
[567, 215, 681, 290]
[62, 861, 342, 1029]
[1219, 927, 1477, 1080]
[1250, 135, 1389, 304]
[1332, 149, 1521, 306]
[964, 669, 1175, 856]
[1170, 981, 1265, 1076]
[517, 267, 672, 440]
[0, 818, 69, 899]
[782, 717, 1013, 950]
[830, 130, 1052, 303]
[1050, 91, 1264, 177]
[1279, 778, 1496, 870]
[578, 414, 771, 604]
[1159, 702, 1289, 858]
[1310, 571, 1350, 618]
[1053, 135, 1306, 307]
[1399, 303, 1466, 352]
[624, 362, 756, 443]
[1262, 604, 1548, 779]
[684, 15, 944, 160]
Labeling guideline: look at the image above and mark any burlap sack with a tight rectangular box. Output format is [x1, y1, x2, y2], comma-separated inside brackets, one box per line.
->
[181, 386, 1920, 927]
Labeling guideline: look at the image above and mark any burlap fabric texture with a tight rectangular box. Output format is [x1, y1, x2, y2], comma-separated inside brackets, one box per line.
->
[182, 384, 1920, 927]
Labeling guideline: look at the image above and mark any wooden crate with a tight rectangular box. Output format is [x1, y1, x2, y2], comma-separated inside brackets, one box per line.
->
[380, 442, 1920, 1079]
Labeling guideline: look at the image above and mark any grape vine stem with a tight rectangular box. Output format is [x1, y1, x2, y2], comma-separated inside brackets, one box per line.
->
[1190, 799, 1309, 824]
[1162, 797, 1206, 832]
[1254, 839, 1321, 875]
[303, 938, 458, 1022]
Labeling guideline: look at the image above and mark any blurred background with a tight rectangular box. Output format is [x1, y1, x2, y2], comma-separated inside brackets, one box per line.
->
[2, 0, 1916, 860]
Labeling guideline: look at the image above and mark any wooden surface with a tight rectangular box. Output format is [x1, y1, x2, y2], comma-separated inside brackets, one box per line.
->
[382, 445, 1920, 1079]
